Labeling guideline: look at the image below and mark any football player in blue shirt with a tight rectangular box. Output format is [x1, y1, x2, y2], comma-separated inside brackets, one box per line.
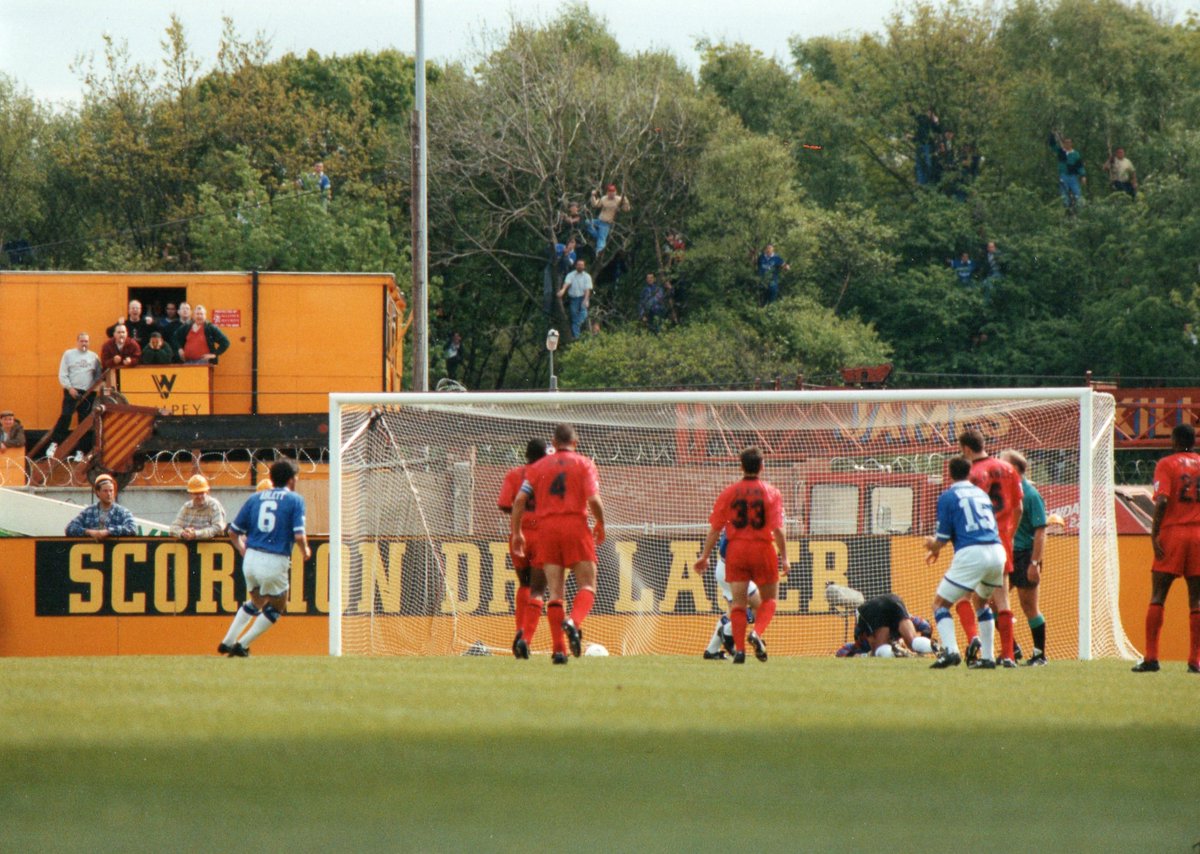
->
[924, 456, 1008, 669]
[218, 460, 311, 657]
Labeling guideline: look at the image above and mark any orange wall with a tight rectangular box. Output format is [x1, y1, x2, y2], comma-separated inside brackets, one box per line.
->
[0, 271, 399, 429]
[0, 534, 1184, 659]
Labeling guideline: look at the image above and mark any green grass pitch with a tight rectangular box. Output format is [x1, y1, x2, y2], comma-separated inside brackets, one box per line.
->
[1, 655, 1196, 852]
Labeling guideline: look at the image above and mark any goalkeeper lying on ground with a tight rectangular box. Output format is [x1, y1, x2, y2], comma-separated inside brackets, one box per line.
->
[836, 592, 938, 657]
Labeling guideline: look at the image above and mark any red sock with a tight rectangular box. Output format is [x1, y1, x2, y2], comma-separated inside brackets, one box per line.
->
[730, 605, 748, 653]
[997, 610, 1014, 660]
[1145, 603, 1164, 661]
[956, 599, 979, 642]
[547, 600, 566, 654]
[755, 598, 777, 635]
[570, 587, 595, 626]
[515, 585, 530, 633]
[1188, 609, 1200, 667]
[523, 596, 543, 644]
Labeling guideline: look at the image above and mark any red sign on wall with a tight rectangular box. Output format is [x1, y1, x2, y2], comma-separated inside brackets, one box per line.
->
[211, 309, 240, 328]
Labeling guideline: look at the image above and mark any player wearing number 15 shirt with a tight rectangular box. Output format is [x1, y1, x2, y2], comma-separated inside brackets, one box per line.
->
[924, 456, 1007, 668]
[218, 460, 311, 657]
[694, 447, 789, 663]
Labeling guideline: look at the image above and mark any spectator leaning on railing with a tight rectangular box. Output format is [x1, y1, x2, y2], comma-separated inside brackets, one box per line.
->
[0, 410, 26, 451]
[171, 474, 228, 540]
[65, 474, 137, 540]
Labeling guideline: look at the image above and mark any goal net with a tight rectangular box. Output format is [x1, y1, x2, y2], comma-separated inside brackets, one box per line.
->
[329, 389, 1136, 660]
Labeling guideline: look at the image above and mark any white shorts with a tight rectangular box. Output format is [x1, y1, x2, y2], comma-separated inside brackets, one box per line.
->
[936, 542, 1006, 603]
[714, 556, 759, 602]
[242, 548, 291, 597]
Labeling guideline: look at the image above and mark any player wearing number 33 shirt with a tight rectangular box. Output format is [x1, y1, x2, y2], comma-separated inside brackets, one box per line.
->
[694, 447, 789, 663]
[218, 460, 311, 657]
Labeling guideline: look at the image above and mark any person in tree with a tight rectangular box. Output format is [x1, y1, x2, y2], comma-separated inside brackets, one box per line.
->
[584, 184, 630, 255]
[913, 106, 941, 186]
[756, 244, 790, 305]
[1102, 146, 1138, 198]
[1048, 132, 1086, 209]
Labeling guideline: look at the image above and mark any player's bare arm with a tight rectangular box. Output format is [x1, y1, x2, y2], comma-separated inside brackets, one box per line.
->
[510, 491, 529, 557]
[694, 525, 721, 573]
[1150, 496, 1168, 560]
[296, 532, 312, 561]
[924, 535, 944, 565]
[773, 527, 790, 576]
[1029, 525, 1046, 584]
[588, 495, 606, 545]
[229, 528, 247, 557]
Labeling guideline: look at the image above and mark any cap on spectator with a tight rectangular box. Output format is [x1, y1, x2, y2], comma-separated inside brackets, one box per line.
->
[150, 330, 163, 340]
[0, 409, 12, 417]
[187, 474, 210, 494]
[256, 477, 273, 492]
[93, 474, 116, 493]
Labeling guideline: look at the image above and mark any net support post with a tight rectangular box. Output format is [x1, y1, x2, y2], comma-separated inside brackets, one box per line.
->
[329, 395, 343, 656]
[1077, 388, 1093, 660]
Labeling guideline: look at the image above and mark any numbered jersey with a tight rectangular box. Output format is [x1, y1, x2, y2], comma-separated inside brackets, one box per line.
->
[968, 456, 1023, 532]
[230, 488, 307, 556]
[1153, 451, 1200, 528]
[935, 480, 1001, 549]
[498, 465, 538, 532]
[709, 476, 784, 543]
[521, 449, 599, 519]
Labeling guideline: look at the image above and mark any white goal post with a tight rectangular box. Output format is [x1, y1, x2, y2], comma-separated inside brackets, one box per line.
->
[329, 388, 1136, 660]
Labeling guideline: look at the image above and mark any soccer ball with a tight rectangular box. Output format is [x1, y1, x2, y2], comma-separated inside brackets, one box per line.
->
[583, 643, 609, 657]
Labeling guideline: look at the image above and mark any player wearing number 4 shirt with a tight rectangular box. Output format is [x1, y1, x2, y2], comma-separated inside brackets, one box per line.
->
[1133, 424, 1200, 674]
[511, 424, 605, 664]
[925, 456, 1008, 669]
[218, 460, 311, 657]
[695, 446, 790, 664]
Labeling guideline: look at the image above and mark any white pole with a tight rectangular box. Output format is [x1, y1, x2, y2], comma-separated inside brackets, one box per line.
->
[411, 0, 429, 392]
[1078, 388, 1094, 660]
[328, 397, 343, 656]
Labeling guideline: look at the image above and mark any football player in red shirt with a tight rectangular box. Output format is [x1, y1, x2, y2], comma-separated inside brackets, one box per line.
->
[695, 446, 790, 663]
[1133, 424, 1200, 673]
[497, 438, 550, 659]
[957, 429, 1023, 666]
[511, 424, 605, 664]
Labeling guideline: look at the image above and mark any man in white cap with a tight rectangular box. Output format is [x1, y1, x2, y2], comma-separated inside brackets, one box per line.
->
[171, 474, 227, 540]
[65, 474, 137, 540]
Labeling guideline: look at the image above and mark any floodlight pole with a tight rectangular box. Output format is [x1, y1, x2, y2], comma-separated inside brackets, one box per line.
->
[546, 328, 560, 390]
[410, 0, 429, 391]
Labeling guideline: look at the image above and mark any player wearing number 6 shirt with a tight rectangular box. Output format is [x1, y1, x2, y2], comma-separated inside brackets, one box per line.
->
[694, 446, 790, 664]
[1132, 423, 1200, 673]
[498, 438, 550, 658]
[218, 460, 311, 657]
[925, 456, 1007, 669]
[511, 424, 605, 664]
[957, 428, 1023, 665]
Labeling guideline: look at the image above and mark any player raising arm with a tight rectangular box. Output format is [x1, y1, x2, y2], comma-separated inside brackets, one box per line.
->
[695, 446, 790, 664]
[925, 456, 1008, 669]
[218, 460, 311, 657]
[1132, 423, 1200, 674]
[498, 438, 550, 659]
[511, 424, 605, 664]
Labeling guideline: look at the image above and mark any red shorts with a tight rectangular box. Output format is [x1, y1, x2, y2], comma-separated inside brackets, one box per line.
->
[536, 516, 597, 568]
[724, 539, 779, 587]
[1153, 526, 1200, 577]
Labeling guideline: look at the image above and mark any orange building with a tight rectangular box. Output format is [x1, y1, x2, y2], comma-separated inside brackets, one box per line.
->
[0, 270, 406, 429]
